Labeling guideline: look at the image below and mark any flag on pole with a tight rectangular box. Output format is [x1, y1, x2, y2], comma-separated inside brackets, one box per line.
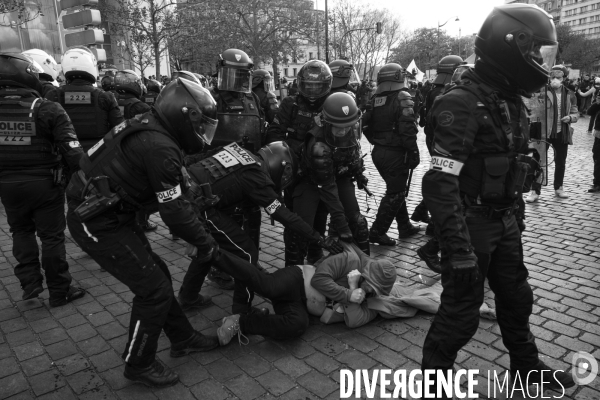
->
[407, 59, 425, 82]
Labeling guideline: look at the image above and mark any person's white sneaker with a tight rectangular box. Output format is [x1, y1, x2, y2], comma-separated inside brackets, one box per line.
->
[555, 186, 569, 198]
[526, 192, 539, 203]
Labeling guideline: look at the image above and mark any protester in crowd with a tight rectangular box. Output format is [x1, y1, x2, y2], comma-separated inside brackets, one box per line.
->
[578, 74, 593, 116]
[527, 65, 578, 202]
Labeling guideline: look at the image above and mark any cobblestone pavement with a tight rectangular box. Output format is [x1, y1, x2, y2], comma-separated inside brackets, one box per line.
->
[0, 120, 598, 400]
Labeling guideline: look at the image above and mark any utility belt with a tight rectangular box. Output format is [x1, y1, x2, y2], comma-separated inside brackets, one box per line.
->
[463, 204, 518, 219]
[479, 153, 536, 200]
[0, 167, 64, 186]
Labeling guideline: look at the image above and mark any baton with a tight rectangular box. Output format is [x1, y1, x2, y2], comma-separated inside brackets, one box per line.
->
[362, 184, 373, 197]
[405, 168, 414, 197]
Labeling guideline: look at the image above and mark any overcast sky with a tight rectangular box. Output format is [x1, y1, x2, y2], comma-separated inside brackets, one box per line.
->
[314, 0, 506, 38]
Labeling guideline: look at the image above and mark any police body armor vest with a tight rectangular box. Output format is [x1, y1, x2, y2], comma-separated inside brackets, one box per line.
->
[191, 143, 260, 208]
[118, 97, 140, 119]
[288, 97, 320, 146]
[79, 115, 172, 206]
[143, 93, 158, 105]
[302, 136, 334, 186]
[442, 80, 528, 201]
[212, 91, 263, 151]
[332, 145, 361, 178]
[0, 91, 59, 170]
[59, 85, 109, 141]
[368, 91, 403, 147]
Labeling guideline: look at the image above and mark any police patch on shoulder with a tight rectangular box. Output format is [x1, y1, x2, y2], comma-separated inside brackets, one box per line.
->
[156, 184, 182, 203]
[374, 97, 386, 107]
[437, 111, 454, 127]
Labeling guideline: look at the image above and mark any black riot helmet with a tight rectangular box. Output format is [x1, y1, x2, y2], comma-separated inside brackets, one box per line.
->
[218, 49, 254, 93]
[101, 75, 115, 91]
[257, 141, 297, 192]
[146, 79, 162, 94]
[0, 53, 44, 96]
[297, 60, 332, 101]
[252, 69, 274, 92]
[114, 69, 144, 98]
[171, 70, 201, 85]
[475, 3, 558, 95]
[375, 63, 406, 94]
[434, 55, 464, 85]
[154, 78, 219, 155]
[321, 92, 361, 148]
[329, 59, 360, 90]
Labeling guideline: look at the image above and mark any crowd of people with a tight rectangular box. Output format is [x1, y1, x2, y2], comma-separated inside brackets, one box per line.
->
[0, 2, 592, 398]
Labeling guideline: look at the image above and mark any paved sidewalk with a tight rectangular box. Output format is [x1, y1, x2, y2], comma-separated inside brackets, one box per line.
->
[0, 122, 598, 400]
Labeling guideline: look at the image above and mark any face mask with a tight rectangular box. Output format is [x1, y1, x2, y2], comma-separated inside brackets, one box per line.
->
[550, 78, 562, 89]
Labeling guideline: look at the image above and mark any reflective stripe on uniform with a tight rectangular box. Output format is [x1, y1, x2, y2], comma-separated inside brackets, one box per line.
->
[125, 320, 141, 362]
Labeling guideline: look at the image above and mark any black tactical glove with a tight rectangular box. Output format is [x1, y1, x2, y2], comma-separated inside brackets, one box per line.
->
[188, 235, 220, 264]
[407, 149, 420, 169]
[356, 174, 368, 190]
[339, 231, 353, 243]
[318, 236, 344, 255]
[448, 250, 479, 283]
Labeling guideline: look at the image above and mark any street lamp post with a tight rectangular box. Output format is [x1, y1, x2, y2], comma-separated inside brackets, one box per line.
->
[437, 16, 459, 65]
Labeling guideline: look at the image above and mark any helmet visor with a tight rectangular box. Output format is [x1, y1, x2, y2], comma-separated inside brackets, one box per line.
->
[518, 35, 558, 74]
[191, 112, 218, 145]
[299, 81, 330, 99]
[349, 66, 360, 86]
[218, 67, 251, 93]
[280, 161, 294, 190]
[325, 122, 360, 148]
[263, 76, 274, 92]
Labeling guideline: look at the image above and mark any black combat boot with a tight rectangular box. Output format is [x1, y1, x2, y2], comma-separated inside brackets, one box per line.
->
[170, 330, 219, 357]
[124, 359, 179, 387]
[511, 361, 575, 392]
[369, 194, 404, 246]
[417, 238, 441, 273]
[410, 200, 431, 223]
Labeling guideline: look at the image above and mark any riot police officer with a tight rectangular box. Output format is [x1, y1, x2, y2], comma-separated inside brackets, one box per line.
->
[420, 5, 574, 396]
[321, 92, 371, 255]
[179, 142, 343, 312]
[114, 70, 152, 119]
[415, 56, 466, 272]
[286, 94, 360, 265]
[252, 69, 279, 124]
[143, 79, 162, 105]
[100, 74, 117, 98]
[363, 63, 420, 246]
[21, 49, 60, 98]
[0, 53, 86, 306]
[46, 47, 123, 151]
[328, 59, 360, 98]
[66, 79, 220, 388]
[266, 60, 333, 265]
[114, 70, 156, 232]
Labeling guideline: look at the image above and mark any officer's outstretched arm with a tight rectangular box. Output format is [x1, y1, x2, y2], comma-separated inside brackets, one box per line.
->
[44, 101, 84, 171]
[102, 91, 125, 128]
[422, 94, 477, 254]
[265, 96, 294, 144]
[146, 146, 214, 254]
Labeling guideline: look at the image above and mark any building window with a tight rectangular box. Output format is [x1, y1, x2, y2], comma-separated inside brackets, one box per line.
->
[581, 6, 588, 12]
[309, 52, 313, 59]
[293, 68, 297, 76]
[284, 68, 289, 77]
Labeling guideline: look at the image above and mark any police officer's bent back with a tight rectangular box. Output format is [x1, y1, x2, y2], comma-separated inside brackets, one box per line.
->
[252, 69, 279, 124]
[46, 47, 123, 152]
[421, 4, 574, 395]
[0, 53, 86, 306]
[65, 78, 221, 388]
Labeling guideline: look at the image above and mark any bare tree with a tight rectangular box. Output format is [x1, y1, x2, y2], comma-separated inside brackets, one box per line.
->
[0, 0, 43, 27]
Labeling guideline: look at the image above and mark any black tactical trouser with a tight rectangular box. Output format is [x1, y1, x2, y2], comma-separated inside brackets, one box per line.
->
[336, 177, 370, 255]
[0, 177, 72, 301]
[422, 215, 538, 398]
[66, 203, 193, 368]
[370, 146, 411, 235]
[212, 250, 309, 339]
[180, 208, 260, 313]
[283, 183, 327, 265]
